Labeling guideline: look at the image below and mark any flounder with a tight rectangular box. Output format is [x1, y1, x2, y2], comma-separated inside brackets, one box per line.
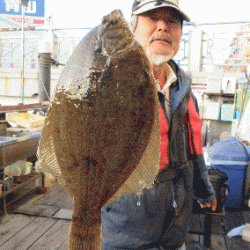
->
[38, 10, 160, 249]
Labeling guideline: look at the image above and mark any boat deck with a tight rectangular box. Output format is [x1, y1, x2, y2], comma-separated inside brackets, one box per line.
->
[0, 182, 250, 250]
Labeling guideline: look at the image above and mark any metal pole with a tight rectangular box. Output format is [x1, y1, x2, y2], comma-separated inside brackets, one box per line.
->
[38, 53, 51, 102]
[21, 4, 25, 103]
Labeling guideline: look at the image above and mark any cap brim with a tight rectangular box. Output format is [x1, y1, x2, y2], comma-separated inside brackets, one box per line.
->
[132, 3, 191, 22]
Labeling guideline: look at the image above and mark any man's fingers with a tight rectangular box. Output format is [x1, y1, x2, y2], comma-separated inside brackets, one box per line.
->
[198, 200, 218, 211]
[212, 199, 217, 211]
[198, 201, 209, 208]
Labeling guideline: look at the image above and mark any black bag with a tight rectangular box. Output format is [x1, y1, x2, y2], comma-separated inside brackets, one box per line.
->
[193, 167, 229, 213]
[208, 167, 229, 211]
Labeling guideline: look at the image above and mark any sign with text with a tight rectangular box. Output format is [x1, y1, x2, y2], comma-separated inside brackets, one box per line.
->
[0, 0, 45, 27]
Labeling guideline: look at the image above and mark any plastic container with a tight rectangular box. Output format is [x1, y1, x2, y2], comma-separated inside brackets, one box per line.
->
[203, 101, 221, 120]
[7, 112, 45, 129]
[231, 119, 239, 137]
[221, 77, 236, 94]
[221, 104, 234, 121]
[235, 111, 244, 119]
[209, 136, 249, 209]
[206, 77, 222, 94]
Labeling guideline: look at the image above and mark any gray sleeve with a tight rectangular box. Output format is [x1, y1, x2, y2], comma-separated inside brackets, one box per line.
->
[194, 155, 216, 203]
[191, 92, 216, 202]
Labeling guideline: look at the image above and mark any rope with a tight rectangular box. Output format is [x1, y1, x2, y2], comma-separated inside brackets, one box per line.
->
[38, 54, 65, 67]
[40, 77, 50, 101]
[38, 54, 65, 101]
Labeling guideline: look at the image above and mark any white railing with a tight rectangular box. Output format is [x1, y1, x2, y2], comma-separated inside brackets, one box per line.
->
[0, 67, 63, 106]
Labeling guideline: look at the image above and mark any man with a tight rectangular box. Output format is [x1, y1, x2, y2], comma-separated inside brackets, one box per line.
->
[101, 1, 217, 249]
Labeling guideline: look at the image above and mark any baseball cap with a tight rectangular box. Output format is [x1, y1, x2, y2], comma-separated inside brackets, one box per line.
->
[132, 0, 190, 22]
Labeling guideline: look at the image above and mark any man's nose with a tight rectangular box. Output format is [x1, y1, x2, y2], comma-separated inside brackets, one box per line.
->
[156, 20, 169, 32]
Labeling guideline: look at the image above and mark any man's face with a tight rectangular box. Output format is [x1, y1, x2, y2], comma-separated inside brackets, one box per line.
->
[134, 7, 182, 62]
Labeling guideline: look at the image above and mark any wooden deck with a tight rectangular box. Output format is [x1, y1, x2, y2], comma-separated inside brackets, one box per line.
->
[1, 182, 250, 250]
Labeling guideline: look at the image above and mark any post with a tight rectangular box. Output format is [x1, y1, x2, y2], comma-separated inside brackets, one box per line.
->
[204, 214, 212, 248]
[38, 30, 54, 102]
[21, 4, 25, 103]
[38, 53, 51, 102]
[187, 28, 204, 74]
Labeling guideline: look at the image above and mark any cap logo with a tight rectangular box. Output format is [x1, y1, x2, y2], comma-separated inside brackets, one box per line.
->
[155, 0, 179, 7]
[155, 0, 164, 5]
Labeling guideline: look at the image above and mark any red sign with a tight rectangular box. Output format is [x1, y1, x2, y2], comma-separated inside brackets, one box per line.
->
[8, 16, 44, 25]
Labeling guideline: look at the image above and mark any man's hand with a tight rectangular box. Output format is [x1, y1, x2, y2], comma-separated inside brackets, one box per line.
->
[197, 199, 217, 212]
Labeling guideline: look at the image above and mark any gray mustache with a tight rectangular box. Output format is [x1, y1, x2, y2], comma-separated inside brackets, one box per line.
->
[148, 34, 174, 45]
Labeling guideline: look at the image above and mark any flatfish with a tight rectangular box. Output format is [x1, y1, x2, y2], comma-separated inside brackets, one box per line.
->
[38, 10, 160, 249]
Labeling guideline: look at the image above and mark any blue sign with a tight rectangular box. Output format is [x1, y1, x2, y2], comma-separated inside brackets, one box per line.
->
[0, 0, 44, 17]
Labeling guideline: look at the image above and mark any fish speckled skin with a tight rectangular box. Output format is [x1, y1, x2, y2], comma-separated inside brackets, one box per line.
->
[38, 10, 160, 249]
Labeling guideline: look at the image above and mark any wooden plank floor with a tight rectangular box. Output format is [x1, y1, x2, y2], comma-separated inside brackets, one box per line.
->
[0, 182, 72, 250]
[1, 181, 250, 249]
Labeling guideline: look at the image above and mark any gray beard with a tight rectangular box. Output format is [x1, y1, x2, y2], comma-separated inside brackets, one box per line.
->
[146, 48, 174, 66]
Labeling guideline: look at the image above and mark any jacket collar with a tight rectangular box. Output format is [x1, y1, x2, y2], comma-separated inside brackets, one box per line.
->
[168, 60, 192, 115]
